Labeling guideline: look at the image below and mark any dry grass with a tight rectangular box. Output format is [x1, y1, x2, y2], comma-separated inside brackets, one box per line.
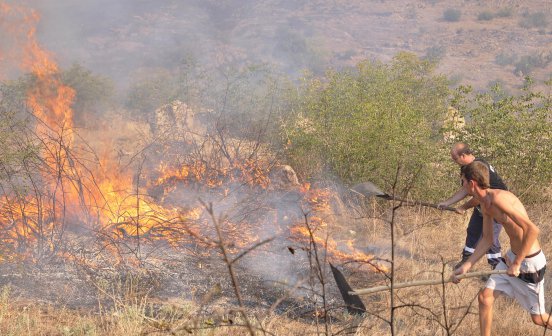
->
[0, 201, 551, 335]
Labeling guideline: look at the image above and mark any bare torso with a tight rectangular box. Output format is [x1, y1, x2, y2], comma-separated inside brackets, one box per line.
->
[482, 189, 541, 256]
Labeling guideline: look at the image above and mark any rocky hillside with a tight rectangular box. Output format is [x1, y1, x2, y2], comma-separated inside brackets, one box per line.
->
[25, 0, 552, 91]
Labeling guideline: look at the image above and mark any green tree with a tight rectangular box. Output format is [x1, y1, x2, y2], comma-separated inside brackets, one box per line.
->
[449, 80, 552, 201]
[282, 52, 451, 197]
[126, 69, 179, 116]
[61, 63, 114, 120]
[443, 8, 462, 22]
[0, 80, 37, 181]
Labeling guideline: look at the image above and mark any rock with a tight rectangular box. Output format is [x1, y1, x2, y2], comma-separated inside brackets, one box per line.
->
[151, 100, 198, 142]
[269, 165, 300, 189]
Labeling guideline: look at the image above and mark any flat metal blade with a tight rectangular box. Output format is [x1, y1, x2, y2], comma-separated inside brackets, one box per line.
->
[329, 263, 366, 315]
[351, 182, 389, 199]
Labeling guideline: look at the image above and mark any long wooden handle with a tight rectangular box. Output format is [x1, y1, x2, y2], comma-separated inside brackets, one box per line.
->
[351, 187, 457, 212]
[349, 270, 507, 296]
[385, 196, 457, 212]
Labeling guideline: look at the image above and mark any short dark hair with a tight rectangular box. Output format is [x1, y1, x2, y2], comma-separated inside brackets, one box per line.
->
[461, 161, 490, 189]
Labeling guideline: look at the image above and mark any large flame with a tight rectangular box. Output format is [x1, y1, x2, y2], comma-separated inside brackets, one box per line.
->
[0, 3, 385, 278]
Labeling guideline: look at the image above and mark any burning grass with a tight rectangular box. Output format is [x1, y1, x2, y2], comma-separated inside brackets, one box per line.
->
[0, 201, 550, 335]
[1, 3, 552, 335]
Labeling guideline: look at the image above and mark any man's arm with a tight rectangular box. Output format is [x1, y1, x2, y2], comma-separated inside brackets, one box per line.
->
[438, 188, 469, 207]
[493, 196, 540, 276]
[453, 212, 493, 281]
[456, 196, 480, 213]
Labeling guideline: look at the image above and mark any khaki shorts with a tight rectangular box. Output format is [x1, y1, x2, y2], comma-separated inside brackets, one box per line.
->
[486, 250, 546, 315]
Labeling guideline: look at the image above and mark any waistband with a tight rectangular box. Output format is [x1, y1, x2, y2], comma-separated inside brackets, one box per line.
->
[526, 250, 542, 258]
[501, 249, 547, 284]
[510, 249, 542, 259]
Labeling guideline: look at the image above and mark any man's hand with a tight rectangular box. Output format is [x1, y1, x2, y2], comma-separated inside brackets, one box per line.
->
[437, 202, 449, 210]
[504, 254, 521, 277]
[454, 207, 465, 215]
[451, 262, 471, 284]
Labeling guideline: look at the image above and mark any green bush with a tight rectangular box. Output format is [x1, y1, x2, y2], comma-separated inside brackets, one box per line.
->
[61, 63, 114, 125]
[424, 45, 447, 62]
[495, 52, 518, 66]
[449, 81, 552, 201]
[477, 11, 494, 21]
[282, 54, 552, 203]
[496, 8, 513, 18]
[282, 52, 451, 198]
[0, 83, 38, 181]
[519, 12, 548, 28]
[443, 8, 461, 22]
[513, 54, 552, 76]
[126, 70, 179, 116]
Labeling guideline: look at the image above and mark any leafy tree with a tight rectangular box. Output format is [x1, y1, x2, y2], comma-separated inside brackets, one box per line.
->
[424, 45, 447, 62]
[477, 11, 494, 21]
[496, 8, 513, 18]
[448, 80, 552, 201]
[443, 9, 461, 22]
[0, 81, 37, 181]
[125, 69, 179, 116]
[519, 12, 548, 29]
[513, 54, 552, 76]
[61, 63, 114, 120]
[282, 52, 451, 197]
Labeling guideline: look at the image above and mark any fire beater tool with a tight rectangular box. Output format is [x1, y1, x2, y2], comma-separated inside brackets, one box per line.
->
[329, 262, 366, 315]
[350, 182, 456, 212]
[349, 269, 508, 295]
[331, 267, 507, 312]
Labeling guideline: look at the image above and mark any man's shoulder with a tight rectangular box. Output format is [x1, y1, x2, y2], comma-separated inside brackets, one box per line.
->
[475, 158, 508, 189]
[490, 189, 517, 205]
[474, 157, 491, 166]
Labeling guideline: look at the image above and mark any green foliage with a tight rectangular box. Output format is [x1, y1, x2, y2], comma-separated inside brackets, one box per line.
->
[61, 63, 114, 117]
[200, 64, 287, 143]
[0, 125, 37, 188]
[496, 8, 513, 18]
[0, 81, 38, 174]
[336, 49, 357, 61]
[494, 52, 518, 66]
[282, 53, 451, 197]
[0, 76, 33, 113]
[126, 69, 179, 116]
[273, 27, 327, 74]
[0, 65, 113, 128]
[513, 53, 552, 76]
[477, 11, 495, 21]
[424, 45, 446, 62]
[519, 12, 548, 29]
[449, 81, 552, 201]
[443, 9, 461, 22]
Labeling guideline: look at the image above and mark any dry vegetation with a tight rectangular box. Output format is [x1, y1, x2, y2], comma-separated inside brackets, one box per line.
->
[0, 197, 551, 335]
[2, 1, 552, 335]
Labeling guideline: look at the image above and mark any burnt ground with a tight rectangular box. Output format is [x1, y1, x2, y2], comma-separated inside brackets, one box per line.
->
[0, 236, 370, 319]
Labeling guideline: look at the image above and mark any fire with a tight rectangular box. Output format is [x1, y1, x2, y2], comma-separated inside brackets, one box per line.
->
[0, 3, 74, 130]
[0, 3, 385, 280]
[150, 157, 270, 194]
[0, 3, 193, 260]
[290, 184, 389, 273]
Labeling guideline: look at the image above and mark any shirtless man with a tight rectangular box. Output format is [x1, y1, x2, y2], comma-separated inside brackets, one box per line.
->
[453, 161, 550, 335]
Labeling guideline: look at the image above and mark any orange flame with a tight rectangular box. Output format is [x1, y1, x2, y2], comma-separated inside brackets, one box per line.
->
[290, 185, 389, 273]
[0, 3, 384, 276]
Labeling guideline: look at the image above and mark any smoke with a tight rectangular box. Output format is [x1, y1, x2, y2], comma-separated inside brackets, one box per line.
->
[0, 0, 389, 305]
[4, 0, 321, 91]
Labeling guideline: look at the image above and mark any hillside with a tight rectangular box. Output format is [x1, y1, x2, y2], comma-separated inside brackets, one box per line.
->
[24, 0, 552, 91]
